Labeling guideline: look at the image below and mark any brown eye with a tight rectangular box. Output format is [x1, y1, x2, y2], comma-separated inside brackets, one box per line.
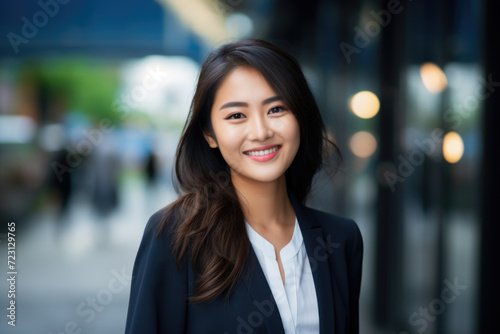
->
[226, 113, 245, 120]
[269, 106, 286, 114]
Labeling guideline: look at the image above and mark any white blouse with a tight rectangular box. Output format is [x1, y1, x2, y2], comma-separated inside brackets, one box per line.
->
[245, 218, 320, 334]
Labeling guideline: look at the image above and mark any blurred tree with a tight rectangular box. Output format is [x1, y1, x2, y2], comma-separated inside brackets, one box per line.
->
[20, 59, 120, 124]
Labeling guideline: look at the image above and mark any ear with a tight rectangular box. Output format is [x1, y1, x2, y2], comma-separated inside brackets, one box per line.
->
[203, 130, 218, 148]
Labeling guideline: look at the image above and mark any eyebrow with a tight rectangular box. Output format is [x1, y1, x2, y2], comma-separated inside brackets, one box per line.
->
[219, 96, 282, 111]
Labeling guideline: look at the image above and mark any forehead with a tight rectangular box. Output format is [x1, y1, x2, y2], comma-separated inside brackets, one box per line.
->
[214, 66, 277, 102]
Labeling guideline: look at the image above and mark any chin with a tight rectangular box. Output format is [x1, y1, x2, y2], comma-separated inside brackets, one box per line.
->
[243, 171, 287, 184]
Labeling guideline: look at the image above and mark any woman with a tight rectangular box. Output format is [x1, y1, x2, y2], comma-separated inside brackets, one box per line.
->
[125, 38, 363, 334]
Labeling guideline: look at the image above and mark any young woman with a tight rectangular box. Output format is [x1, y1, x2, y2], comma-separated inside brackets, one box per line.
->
[125, 39, 363, 334]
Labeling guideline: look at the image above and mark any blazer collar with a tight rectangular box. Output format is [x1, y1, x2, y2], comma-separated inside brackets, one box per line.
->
[288, 191, 336, 334]
[242, 191, 336, 334]
[242, 248, 286, 333]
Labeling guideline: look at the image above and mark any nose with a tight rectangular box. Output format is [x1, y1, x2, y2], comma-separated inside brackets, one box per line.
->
[247, 114, 273, 142]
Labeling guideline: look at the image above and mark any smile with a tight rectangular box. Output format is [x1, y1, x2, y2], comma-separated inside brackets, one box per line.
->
[243, 145, 281, 156]
[243, 145, 282, 163]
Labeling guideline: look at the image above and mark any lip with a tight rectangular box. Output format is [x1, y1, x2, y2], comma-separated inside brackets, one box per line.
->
[243, 145, 282, 162]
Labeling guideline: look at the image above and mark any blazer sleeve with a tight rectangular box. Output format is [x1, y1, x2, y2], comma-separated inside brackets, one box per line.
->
[125, 210, 188, 334]
[347, 221, 364, 334]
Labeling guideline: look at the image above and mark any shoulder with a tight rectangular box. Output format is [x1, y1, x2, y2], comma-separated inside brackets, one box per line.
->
[129, 206, 188, 295]
[126, 207, 189, 333]
[142, 206, 178, 243]
[133, 206, 182, 271]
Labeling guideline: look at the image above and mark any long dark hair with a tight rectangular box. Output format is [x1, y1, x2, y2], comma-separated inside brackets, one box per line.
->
[158, 38, 340, 303]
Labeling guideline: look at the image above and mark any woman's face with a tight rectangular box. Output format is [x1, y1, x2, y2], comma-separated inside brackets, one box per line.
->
[204, 66, 300, 185]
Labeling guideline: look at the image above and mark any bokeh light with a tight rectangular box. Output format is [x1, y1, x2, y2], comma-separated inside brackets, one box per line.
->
[420, 62, 448, 93]
[443, 131, 464, 163]
[350, 91, 380, 119]
[349, 131, 378, 158]
[226, 13, 254, 38]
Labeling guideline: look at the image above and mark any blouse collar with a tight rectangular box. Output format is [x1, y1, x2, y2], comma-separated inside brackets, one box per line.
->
[245, 217, 303, 262]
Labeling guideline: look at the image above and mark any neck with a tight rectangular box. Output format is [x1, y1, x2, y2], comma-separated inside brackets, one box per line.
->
[231, 173, 295, 228]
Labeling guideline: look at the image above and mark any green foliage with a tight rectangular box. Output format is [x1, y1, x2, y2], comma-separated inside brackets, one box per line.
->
[21, 59, 121, 123]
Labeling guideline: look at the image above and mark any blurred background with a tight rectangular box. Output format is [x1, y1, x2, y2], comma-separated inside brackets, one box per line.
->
[0, 0, 498, 333]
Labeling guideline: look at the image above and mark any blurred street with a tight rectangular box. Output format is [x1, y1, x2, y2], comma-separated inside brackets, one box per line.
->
[0, 175, 177, 334]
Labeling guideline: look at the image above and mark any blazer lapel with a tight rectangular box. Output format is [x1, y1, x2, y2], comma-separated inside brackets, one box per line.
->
[289, 192, 336, 334]
[242, 247, 286, 333]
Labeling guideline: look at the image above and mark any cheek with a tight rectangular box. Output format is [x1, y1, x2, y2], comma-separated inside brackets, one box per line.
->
[288, 123, 301, 162]
[212, 123, 242, 157]
[282, 117, 300, 148]
[210, 113, 236, 148]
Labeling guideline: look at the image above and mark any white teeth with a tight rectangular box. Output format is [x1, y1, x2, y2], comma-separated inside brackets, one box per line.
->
[246, 146, 279, 156]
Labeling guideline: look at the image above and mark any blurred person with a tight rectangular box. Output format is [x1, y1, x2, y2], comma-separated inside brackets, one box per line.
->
[91, 131, 120, 217]
[125, 39, 363, 334]
[48, 148, 73, 220]
[145, 150, 158, 185]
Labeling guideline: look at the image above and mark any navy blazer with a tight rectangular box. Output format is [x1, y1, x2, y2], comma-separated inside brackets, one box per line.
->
[125, 192, 363, 334]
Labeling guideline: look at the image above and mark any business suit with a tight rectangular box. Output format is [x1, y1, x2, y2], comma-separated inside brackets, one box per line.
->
[125, 192, 363, 334]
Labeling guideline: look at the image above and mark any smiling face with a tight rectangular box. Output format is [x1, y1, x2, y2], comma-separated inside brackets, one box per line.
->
[203, 66, 300, 186]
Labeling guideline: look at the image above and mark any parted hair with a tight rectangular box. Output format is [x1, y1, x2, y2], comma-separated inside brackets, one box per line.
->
[158, 38, 340, 303]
